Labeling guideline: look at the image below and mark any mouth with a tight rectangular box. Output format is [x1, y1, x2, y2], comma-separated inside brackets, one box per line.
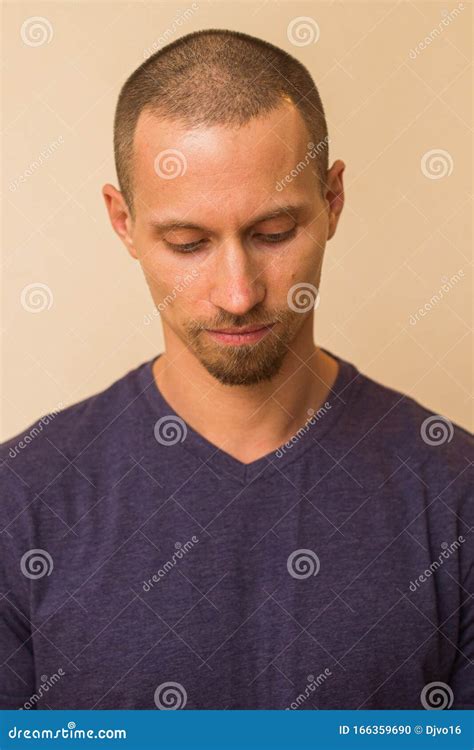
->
[205, 323, 276, 346]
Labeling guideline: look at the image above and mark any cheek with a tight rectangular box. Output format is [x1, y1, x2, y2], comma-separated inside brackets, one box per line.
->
[138, 243, 176, 290]
[144, 259, 210, 317]
[139, 257, 175, 311]
[291, 236, 325, 281]
[267, 240, 321, 291]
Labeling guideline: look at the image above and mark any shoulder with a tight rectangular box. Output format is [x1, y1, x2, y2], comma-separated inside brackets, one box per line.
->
[342, 362, 473, 498]
[0, 359, 150, 510]
[336, 363, 473, 587]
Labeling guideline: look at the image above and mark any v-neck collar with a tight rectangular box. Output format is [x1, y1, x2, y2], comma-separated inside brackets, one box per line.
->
[137, 347, 361, 486]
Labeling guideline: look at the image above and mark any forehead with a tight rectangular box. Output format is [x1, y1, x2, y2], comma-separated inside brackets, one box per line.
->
[131, 102, 316, 221]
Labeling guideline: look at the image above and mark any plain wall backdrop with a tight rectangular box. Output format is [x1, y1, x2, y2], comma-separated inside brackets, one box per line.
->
[2, 0, 472, 440]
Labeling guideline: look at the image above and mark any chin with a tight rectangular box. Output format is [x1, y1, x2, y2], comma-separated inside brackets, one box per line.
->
[197, 345, 288, 387]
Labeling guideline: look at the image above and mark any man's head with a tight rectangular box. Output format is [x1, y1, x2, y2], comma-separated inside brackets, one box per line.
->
[103, 29, 345, 386]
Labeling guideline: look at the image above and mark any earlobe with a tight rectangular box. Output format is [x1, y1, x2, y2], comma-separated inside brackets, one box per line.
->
[119, 222, 139, 261]
[324, 161, 345, 241]
[327, 211, 337, 241]
[126, 241, 139, 260]
[122, 213, 139, 260]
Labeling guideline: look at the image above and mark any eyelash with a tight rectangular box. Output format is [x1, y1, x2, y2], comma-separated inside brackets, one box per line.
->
[166, 227, 297, 254]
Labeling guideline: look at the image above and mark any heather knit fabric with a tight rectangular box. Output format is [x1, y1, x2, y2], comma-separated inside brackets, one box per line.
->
[1, 348, 472, 709]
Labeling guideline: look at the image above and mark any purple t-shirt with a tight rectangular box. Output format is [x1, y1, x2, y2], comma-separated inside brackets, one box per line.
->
[1, 348, 473, 710]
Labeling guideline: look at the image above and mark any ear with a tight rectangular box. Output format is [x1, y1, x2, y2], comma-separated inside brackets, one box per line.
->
[325, 160, 345, 241]
[102, 183, 138, 259]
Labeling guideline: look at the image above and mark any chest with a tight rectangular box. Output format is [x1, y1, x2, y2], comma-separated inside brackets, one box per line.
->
[30, 483, 456, 708]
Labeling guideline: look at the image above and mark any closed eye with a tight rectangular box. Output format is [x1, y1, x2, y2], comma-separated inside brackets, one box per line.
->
[165, 240, 205, 253]
[165, 226, 297, 253]
[254, 227, 296, 244]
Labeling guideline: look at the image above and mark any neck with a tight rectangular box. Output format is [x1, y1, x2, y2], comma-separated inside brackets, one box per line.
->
[152, 332, 339, 464]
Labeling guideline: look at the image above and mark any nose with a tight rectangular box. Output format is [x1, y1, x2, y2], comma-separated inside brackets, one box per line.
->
[208, 238, 266, 316]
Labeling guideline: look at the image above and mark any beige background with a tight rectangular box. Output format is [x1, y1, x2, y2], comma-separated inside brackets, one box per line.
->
[2, 0, 472, 441]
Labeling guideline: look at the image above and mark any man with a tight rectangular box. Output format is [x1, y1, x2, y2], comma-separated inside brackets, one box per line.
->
[1, 29, 472, 711]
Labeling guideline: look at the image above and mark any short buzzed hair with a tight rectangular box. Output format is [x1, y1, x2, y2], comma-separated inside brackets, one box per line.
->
[113, 28, 329, 218]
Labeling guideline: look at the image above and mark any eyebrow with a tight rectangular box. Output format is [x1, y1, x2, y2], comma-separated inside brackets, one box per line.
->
[147, 203, 308, 235]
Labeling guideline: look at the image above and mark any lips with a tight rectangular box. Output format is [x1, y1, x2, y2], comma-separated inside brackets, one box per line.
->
[205, 323, 275, 346]
[208, 324, 272, 334]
